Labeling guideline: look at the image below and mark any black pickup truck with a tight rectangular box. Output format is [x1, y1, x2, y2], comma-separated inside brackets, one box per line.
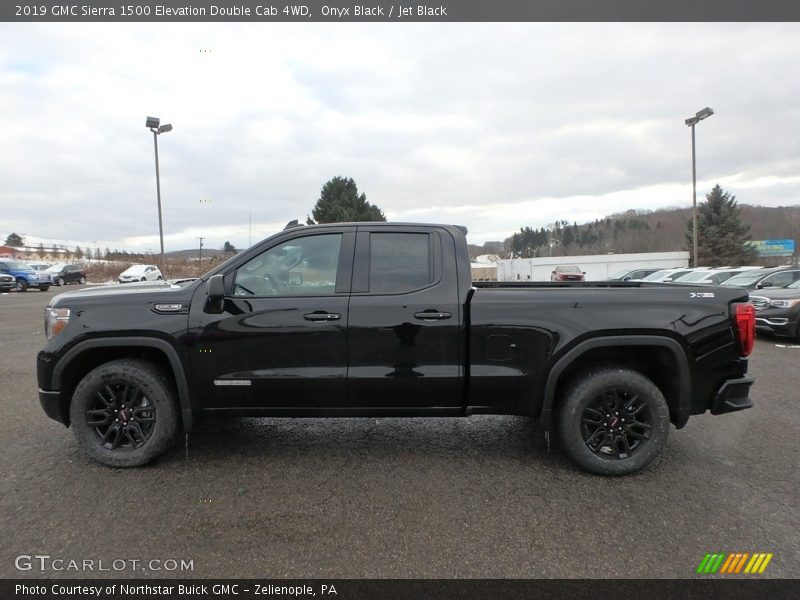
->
[37, 222, 756, 474]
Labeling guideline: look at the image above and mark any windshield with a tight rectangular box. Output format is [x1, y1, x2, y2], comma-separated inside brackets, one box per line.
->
[46, 264, 67, 272]
[674, 271, 711, 282]
[609, 270, 631, 280]
[643, 270, 670, 281]
[557, 266, 581, 273]
[723, 272, 767, 286]
[123, 265, 148, 275]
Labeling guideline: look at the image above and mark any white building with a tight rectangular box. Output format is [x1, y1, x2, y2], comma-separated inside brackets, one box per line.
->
[496, 251, 690, 281]
[471, 254, 499, 281]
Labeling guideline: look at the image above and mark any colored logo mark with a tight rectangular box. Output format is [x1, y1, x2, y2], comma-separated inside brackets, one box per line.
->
[696, 553, 773, 574]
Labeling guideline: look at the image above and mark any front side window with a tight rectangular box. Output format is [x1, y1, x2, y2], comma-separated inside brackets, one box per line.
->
[234, 233, 342, 296]
[762, 271, 795, 288]
[369, 233, 432, 294]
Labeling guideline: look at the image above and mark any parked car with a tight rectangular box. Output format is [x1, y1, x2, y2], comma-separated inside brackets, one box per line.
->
[0, 259, 51, 292]
[672, 268, 754, 285]
[47, 264, 87, 286]
[721, 266, 800, 291]
[0, 273, 15, 292]
[551, 265, 585, 282]
[606, 268, 662, 281]
[749, 279, 800, 340]
[641, 267, 701, 283]
[38, 221, 755, 475]
[118, 264, 163, 283]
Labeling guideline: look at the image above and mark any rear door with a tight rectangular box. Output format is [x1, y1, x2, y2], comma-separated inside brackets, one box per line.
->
[346, 226, 462, 409]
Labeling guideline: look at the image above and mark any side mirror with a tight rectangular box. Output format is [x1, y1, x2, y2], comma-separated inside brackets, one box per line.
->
[551, 270, 556, 274]
[757, 281, 771, 289]
[205, 274, 225, 314]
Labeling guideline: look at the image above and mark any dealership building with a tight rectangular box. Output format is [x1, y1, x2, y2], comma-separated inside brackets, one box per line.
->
[496, 251, 690, 281]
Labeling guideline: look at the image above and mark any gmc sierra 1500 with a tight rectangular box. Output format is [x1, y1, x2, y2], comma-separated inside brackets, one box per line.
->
[37, 222, 755, 474]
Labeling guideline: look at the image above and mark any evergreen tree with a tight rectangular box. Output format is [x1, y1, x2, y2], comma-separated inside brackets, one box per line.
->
[223, 241, 237, 254]
[311, 176, 386, 224]
[687, 184, 758, 266]
[5, 232, 23, 247]
[74, 246, 84, 259]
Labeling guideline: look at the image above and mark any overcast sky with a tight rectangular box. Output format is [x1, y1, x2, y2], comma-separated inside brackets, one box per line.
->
[1, 23, 799, 251]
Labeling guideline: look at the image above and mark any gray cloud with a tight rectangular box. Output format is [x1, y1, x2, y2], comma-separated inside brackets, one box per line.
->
[1, 23, 799, 249]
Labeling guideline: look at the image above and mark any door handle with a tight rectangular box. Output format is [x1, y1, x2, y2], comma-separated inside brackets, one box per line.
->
[414, 311, 452, 321]
[304, 312, 341, 321]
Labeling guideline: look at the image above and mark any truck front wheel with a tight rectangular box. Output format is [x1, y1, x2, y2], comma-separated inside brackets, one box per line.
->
[557, 368, 670, 475]
[70, 359, 178, 467]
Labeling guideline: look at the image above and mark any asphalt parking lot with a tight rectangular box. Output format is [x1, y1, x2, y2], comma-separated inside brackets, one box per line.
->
[0, 287, 798, 579]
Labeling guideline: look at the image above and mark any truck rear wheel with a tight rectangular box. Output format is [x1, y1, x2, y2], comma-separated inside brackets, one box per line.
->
[557, 368, 669, 475]
[70, 359, 178, 467]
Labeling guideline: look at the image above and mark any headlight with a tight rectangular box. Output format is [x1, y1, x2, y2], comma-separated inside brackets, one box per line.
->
[45, 307, 70, 340]
[770, 298, 800, 309]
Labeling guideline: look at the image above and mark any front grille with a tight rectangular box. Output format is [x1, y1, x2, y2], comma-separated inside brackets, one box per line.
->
[749, 296, 770, 311]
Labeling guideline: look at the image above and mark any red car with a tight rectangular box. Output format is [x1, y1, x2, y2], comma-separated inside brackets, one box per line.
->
[551, 265, 585, 282]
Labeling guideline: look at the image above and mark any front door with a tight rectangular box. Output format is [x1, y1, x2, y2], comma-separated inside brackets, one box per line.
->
[190, 230, 355, 409]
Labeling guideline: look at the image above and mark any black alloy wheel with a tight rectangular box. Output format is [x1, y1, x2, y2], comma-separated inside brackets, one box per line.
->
[580, 388, 652, 460]
[557, 368, 670, 475]
[86, 381, 157, 452]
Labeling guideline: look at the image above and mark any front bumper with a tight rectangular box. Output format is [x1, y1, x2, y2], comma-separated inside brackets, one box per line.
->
[754, 310, 798, 338]
[710, 376, 754, 415]
[39, 388, 68, 425]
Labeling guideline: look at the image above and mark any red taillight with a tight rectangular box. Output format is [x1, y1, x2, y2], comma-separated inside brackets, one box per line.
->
[733, 302, 756, 356]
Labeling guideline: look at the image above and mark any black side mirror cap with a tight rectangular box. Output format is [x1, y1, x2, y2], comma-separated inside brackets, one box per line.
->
[205, 274, 225, 314]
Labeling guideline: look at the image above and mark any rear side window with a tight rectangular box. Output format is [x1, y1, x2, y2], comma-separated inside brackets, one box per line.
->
[369, 233, 432, 294]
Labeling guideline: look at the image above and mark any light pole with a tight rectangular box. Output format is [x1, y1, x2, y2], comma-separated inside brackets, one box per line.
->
[685, 107, 714, 268]
[145, 116, 173, 272]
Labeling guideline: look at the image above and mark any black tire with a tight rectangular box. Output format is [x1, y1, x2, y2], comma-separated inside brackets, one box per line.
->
[39, 286, 50, 292]
[15, 279, 28, 292]
[79, 276, 86, 284]
[140, 278, 146, 282]
[70, 359, 179, 467]
[157, 276, 163, 280]
[55, 277, 64, 286]
[557, 368, 670, 476]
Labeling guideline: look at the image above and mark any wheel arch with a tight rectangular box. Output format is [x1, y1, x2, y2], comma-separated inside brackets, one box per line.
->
[540, 335, 691, 431]
[53, 337, 194, 432]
